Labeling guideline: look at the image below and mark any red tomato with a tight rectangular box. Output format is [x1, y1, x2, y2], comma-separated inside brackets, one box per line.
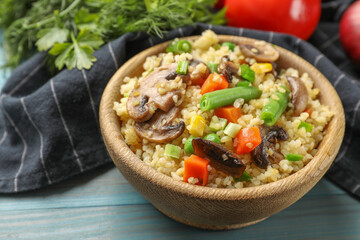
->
[224, 0, 321, 40]
[339, 0, 360, 68]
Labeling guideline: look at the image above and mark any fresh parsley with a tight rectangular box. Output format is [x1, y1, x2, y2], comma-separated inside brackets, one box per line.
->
[0, 0, 226, 72]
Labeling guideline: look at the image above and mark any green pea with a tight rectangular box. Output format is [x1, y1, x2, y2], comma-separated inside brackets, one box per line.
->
[184, 136, 196, 154]
[222, 42, 235, 51]
[204, 133, 221, 144]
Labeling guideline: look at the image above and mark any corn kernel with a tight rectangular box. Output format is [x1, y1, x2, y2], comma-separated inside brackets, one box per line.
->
[251, 63, 273, 74]
[189, 115, 206, 137]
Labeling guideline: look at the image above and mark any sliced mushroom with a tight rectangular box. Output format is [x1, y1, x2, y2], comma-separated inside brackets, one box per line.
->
[134, 107, 185, 143]
[127, 63, 184, 122]
[240, 43, 279, 62]
[218, 55, 240, 82]
[188, 59, 211, 84]
[252, 125, 289, 169]
[286, 76, 308, 116]
[192, 138, 246, 177]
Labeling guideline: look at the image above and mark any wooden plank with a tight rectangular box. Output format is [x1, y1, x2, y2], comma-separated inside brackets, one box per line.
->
[0, 163, 346, 211]
[0, 165, 148, 211]
[1, 194, 359, 240]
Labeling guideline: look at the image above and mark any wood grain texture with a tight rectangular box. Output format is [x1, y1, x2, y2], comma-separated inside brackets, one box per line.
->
[99, 35, 345, 229]
[0, 174, 359, 240]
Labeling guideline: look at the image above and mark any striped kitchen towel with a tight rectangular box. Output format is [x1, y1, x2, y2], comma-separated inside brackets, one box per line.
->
[0, 1, 359, 195]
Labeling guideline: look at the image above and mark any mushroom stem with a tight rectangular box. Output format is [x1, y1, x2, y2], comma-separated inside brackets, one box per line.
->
[286, 76, 308, 116]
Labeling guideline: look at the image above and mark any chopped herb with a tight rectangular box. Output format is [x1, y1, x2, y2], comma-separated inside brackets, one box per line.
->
[298, 121, 313, 132]
[207, 62, 219, 73]
[286, 154, 303, 161]
[234, 171, 253, 182]
[222, 42, 235, 51]
[240, 64, 255, 82]
[224, 122, 242, 138]
[209, 116, 228, 132]
[176, 61, 189, 75]
[165, 144, 182, 159]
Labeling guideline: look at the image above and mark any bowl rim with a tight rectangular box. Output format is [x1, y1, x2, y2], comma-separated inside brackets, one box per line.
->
[100, 34, 345, 201]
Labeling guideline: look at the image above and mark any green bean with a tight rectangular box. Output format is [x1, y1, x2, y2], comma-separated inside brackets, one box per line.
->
[260, 87, 289, 126]
[166, 40, 192, 54]
[236, 81, 251, 87]
[200, 86, 262, 111]
[207, 62, 219, 73]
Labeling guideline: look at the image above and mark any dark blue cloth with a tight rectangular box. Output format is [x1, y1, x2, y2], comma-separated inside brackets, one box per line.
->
[0, 1, 359, 195]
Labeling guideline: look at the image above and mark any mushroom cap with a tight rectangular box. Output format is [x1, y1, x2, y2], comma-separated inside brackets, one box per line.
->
[240, 43, 279, 62]
[126, 63, 184, 122]
[218, 55, 239, 82]
[252, 125, 289, 169]
[192, 138, 246, 177]
[188, 59, 211, 84]
[134, 107, 185, 143]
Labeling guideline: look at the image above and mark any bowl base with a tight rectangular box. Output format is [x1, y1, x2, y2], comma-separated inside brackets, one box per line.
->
[156, 207, 268, 230]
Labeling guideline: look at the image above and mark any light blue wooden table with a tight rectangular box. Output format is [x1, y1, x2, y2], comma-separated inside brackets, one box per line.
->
[0, 31, 359, 240]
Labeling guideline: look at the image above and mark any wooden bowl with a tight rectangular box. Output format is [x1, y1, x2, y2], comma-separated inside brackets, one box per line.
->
[99, 35, 345, 230]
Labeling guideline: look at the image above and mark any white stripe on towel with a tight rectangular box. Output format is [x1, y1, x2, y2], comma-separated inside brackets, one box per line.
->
[335, 99, 360, 162]
[0, 96, 27, 192]
[50, 79, 83, 172]
[334, 74, 345, 88]
[9, 62, 44, 96]
[108, 43, 119, 69]
[20, 97, 52, 184]
[314, 54, 324, 67]
[81, 70, 99, 127]
[0, 130, 7, 146]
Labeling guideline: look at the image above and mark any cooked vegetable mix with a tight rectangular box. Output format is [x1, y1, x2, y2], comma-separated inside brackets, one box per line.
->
[114, 30, 333, 188]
